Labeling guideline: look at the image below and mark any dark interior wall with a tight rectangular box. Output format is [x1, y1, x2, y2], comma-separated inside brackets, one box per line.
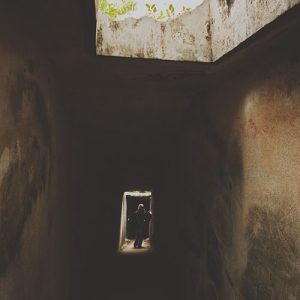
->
[174, 12, 300, 300]
[1, 1, 300, 300]
[0, 3, 71, 300]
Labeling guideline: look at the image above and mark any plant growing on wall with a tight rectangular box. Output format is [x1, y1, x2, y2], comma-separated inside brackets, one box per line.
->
[97, 0, 137, 19]
[97, 0, 192, 21]
[146, 3, 191, 20]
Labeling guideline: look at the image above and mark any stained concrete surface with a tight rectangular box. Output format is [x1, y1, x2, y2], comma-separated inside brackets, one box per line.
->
[0, 5, 71, 300]
[174, 14, 300, 299]
[0, 1, 300, 300]
[96, 1, 211, 61]
[96, 0, 300, 61]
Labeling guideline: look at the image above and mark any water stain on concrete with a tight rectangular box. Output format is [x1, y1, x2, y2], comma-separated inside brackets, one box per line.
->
[219, 0, 235, 14]
[0, 71, 51, 277]
[242, 205, 300, 300]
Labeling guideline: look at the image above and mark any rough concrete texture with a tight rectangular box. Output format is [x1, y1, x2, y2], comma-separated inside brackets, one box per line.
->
[96, 0, 300, 61]
[96, 1, 212, 61]
[175, 21, 300, 298]
[210, 0, 300, 60]
[0, 10, 70, 299]
[1, 0, 300, 299]
[238, 65, 300, 300]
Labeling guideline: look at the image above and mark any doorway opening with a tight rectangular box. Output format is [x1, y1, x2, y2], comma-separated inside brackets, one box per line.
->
[118, 190, 153, 254]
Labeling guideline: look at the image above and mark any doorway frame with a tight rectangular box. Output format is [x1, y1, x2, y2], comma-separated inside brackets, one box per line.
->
[118, 190, 153, 253]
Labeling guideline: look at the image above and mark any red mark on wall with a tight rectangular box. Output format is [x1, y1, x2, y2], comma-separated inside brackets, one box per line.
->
[246, 118, 274, 138]
[232, 115, 300, 139]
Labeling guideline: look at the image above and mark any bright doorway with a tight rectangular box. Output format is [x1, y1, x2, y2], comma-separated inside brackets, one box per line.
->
[118, 191, 153, 254]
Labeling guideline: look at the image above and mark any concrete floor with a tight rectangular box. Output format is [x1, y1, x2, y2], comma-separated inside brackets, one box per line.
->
[120, 239, 152, 254]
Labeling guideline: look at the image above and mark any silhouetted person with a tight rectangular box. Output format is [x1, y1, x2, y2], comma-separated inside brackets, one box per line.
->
[130, 203, 152, 248]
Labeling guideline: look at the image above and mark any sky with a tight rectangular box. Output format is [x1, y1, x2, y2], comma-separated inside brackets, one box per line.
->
[109, 0, 205, 20]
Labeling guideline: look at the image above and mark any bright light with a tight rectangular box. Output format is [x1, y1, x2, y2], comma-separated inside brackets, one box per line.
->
[124, 191, 152, 197]
[118, 190, 153, 254]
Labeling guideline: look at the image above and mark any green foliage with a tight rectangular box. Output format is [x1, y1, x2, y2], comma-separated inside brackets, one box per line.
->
[98, 0, 136, 19]
[97, 0, 192, 21]
[146, 3, 191, 20]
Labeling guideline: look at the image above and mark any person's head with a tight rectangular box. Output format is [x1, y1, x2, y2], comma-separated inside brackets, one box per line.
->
[138, 203, 144, 210]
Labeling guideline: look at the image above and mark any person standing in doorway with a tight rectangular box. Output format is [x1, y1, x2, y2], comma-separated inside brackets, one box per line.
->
[130, 203, 152, 248]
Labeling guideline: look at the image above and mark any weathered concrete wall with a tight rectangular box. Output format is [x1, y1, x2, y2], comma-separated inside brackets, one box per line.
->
[0, 7, 71, 300]
[96, 0, 300, 62]
[96, 1, 212, 61]
[176, 27, 300, 299]
[233, 63, 300, 300]
[210, 0, 299, 60]
[1, 1, 297, 299]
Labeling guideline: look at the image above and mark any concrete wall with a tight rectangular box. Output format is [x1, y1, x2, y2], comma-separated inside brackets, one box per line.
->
[0, 6, 71, 300]
[176, 20, 300, 299]
[236, 60, 300, 300]
[210, 0, 300, 60]
[96, 0, 300, 62]
[96, 1, 212, 61]
[1, 1, 299, 300]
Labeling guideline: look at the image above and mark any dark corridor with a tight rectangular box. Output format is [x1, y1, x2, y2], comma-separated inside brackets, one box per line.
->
[0, 1, 300, 300]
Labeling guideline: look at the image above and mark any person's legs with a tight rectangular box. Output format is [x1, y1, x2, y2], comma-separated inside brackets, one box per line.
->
[133, 228, 143, 248]
[134, 235, 138, 248]
[137, 228, 144, 248]
[134, 227, 141, 248]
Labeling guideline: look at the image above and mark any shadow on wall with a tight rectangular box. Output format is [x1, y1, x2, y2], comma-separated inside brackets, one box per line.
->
[242, 204, 300, 300]
[0, 69, 51, 277]
[172, 90, 246, 299]
[219, 0, 235, 14]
